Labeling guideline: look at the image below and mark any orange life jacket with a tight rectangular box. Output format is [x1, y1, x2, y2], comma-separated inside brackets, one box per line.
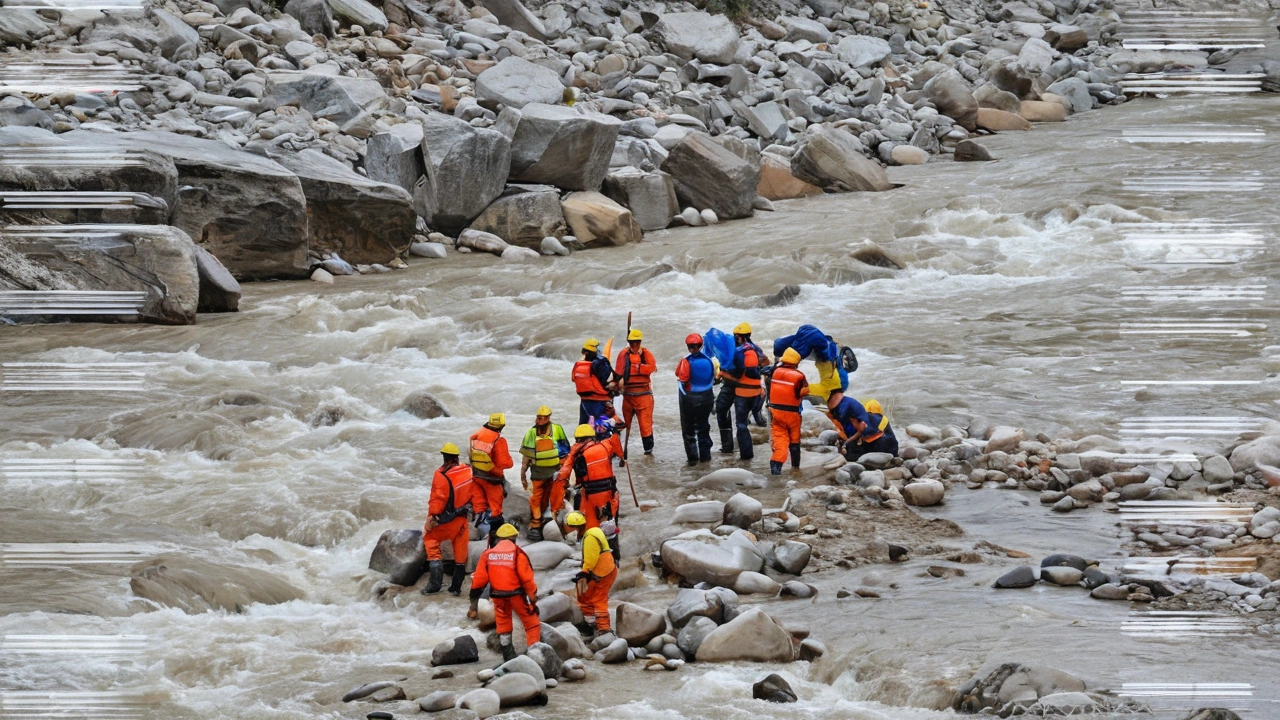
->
[572, 359, 610, 401]
[432, 463, 473, 522]
[469, 426, 504, 482]
[768, 365, 806, 413]
[579, 440, 617, 495]
[483, 540, 533, 597]
[618, 348, 655, 395]
[734, 344, 764, 398]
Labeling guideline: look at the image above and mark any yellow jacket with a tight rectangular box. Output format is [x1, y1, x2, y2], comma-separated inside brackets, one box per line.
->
[582, 526, 616, 577]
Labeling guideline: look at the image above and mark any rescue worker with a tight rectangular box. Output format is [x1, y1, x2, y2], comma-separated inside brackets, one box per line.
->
[564, 511, 617, 639]
[614, 328, 657, 455]
[767, 348, 809, 475]
[519, 406, 570, 542]
[826, 391, 899, 462]
[556, 423, 625, 536]
[573, 339, 618, 426]
[773, 324, 850, 401]
[469, 413, 513, 545]
[467, 523, 540, 662]
[715, 322, 766, 460]
[422, 443, 475, 596]
[674, 333, 718, 465]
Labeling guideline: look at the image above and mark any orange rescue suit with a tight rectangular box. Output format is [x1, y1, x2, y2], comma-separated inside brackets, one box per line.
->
[615, 347, 657, 441]
[423, 462, 474, 562]
[768, 365, 808, 465]
[557, 436, 624, 529]
[469, 425, 512, 517]
[572, 360, 611, 401]
[471, 539, 540, 645]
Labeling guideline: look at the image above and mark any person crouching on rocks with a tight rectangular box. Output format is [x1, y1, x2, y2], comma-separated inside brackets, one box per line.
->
[564, 511, 617, 640]
[468, 523, 539, 663]
[422, 442, 475, 596]
[825, 390, 899, 462]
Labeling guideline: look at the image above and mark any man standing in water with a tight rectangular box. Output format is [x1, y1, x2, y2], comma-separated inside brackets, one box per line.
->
[563, 511, 617, 640]
[469, 413, 513, 546]
[767, 348, 808, 475]
[614, 328, 657, 456]
[675, 333, 717, 465]
[572, 339, 618, 425]
[468, 523, 539, 662]
[519, 406, 570, 542]
[716, 322, 766, 461]
[422, 443, 475, 595]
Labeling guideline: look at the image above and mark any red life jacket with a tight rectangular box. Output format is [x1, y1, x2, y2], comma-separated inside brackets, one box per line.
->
[579, 440, 617, 495]
[484, 540, 532, 597]
[618, 348, 654, 395]
[572, 360, 610, 401]
[768, 366, 806, 413]
[433, 463, 473, 522]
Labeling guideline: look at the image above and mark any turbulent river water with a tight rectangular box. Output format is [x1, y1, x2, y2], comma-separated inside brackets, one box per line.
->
[3, 94, 1279, 718]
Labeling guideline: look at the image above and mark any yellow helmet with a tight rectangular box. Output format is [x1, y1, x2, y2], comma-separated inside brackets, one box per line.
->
[495, 523, 519, 538]
[565, 511, 586, 527]
[536, 405, 552, 417]
[864, 399, 883, 415]
[574, 424, 595, 439]
[440, 442, 460, 455]
[583, 338, 599, 352]
[628, 328, 643, 341]
[488, 412, 506, 427]
[733, 321, 752, 335]
[780, 348, 802, 365]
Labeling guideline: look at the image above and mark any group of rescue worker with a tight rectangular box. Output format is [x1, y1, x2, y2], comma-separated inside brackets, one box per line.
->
[419, 322, 899, 661]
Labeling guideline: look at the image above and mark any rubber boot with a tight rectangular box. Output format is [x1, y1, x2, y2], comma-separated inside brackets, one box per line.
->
[573, 621, 595, 638]
[421, 560, 444, 595]
[769, 460, 783, 476]
[448, 565, 466, 596]
[718, 428, 734, 454]
[499, 634, 517, 663]
[790, 443, 801, 469]
[526, 522, 543, 543]
[642, 435, 654, 455]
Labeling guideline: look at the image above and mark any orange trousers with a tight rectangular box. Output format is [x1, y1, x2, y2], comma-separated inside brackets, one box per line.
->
[423, 516, 469, 563]
[577, 567, 617, 631]
[621, 393, 654, 438]
[473, 478, 506, 517]
[528, 477, 566, 527]
[770, 410, 802, 464]
[494, 595, 541, 645]
[580, 488, 618, 530]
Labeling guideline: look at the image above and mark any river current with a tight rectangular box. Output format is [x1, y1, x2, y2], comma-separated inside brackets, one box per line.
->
[2, 95, 1278, 718]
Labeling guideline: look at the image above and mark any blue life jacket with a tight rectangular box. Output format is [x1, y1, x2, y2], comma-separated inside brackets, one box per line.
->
[683, 352, 716, 394]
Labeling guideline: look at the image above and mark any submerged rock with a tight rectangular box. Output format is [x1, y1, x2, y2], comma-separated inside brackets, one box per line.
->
[129, 555, 303, 613]
[753, 673, 798, 703]
[368, 528, 426, 585]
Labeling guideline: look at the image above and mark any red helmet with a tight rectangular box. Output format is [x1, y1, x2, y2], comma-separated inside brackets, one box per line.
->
[685, 333, 703, 346]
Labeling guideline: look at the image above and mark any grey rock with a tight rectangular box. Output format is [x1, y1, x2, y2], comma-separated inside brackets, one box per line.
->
[400, 390, 449, 418]
[368, 528, 427, 585]
[509, 104, 619, 190]
[653, 12, 739, 64]
[696, 607, 793, 663]
[791, 125, 892, 192]
[478, 0, 547, 40]
[732, 571, 782, 595]
[524, 642, 562, 681]
[485, 672, 545, 708]
[780, 580, 817, 598]
[666, 588, 724, 627]
[285, 0, 334, 37]
[193, 246, 241, 313]
[0, 225, 199, 325]
[722, 493, 763, 529]
[1041, 554, 1088, 571]
[536, 593, 574, 623]
[326, 0, 387, 32]
[602, 168, 677, 232]
[265, 71, 386, 136]
[417, 690, 457, 711]
[594, 637, 629, 663]
[1045, 77, 1092, 114]
[922, 69, 978, 131]
[1201, 455, 1234, 483]
[614, 602, 666, 645]
[275, 150, 415, 266]
[661, 132, 759, 220]
[0, 9, 47, 44]
[782, 16, 830, 43]
[753, 673, 797, 703]
[456, 688, 501, 718]
[769, 540, 812, 575]
[1041, 566, 1084, 586]
[836, 35, 892, 69]
[420, 113, 513, 235]
[994, 566, 1038, 588]
[476, 57, 565, 110]
[431, 635, 479, 666]
[954, 140, 993, 161]
[469, 185, 566, 248]
[676, 616, 717, 658]
[660, 531, 765, 586]
[365, 123, 426, 204]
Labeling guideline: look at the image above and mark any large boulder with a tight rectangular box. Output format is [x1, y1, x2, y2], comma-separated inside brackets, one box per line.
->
[194, 247, 241, 313]
[0, 225, 199, 325]
[758, 153, 823, 200]
[367, 528, 427, 585]
[469, 185, 566, 248]
[285, 0, 334, 37]
[62, 130, 308, 280]
[560, 191, 642, 246]
[602, 168, 677, 232]
[0, 9, 47, 44]
[614, 602, 666, 645]
[791, 126, 892, 193]
[420, 113, 512, 235]
[0, 131, 178, 215]
[666, 588, 724, 627]
[672, 501, 726, 524]
[364, 123, 427, 212]
[1230, 435, 1280, 472]
[661, 132, 759, 220]
[836, 35, 892, 69]
[274, 150, 415, 266]
[723, 493, 763, 529]
[768, 540, 812, 575]
[902, 479, 945, 506]
[486, 672, 546, 708]
[659, 530, 765, 586]
[326, 0, 387, 32]
[653, 12, 739, 64]
[476, 57, 565, 110]
[922, 69, 978, 131]
[695, 607, 794, 663]
[79, 10, 199, 61]
[509, 104, 620, 191]
[264, 71, 387, 137]
[477, 0, 547, 40]
[521, 540, 573, 570]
